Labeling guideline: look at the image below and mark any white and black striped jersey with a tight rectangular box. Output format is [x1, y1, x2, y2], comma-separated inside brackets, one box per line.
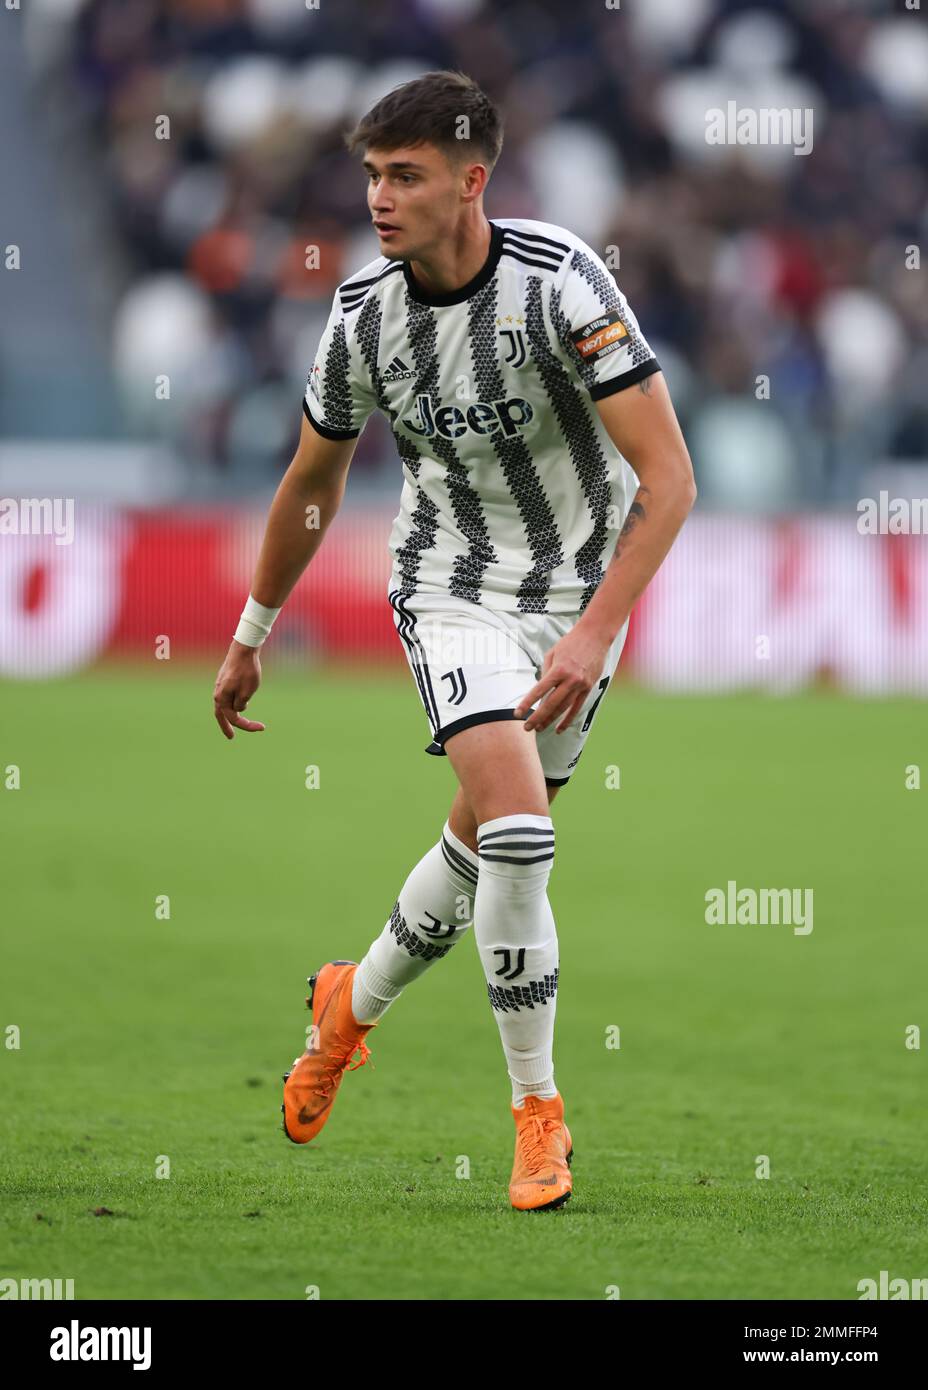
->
[303, 217, 660, 614]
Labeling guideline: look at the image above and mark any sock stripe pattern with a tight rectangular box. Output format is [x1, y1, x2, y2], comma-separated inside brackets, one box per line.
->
[476, 822, 555, 867]
[440, 832, 479, 885]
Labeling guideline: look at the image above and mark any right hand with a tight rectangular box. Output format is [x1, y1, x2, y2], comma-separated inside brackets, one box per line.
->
[213, 641, 266, 740]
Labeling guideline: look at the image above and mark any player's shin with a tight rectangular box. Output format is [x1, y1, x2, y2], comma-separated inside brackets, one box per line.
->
[350, 821, 478, 1024]
[474, 814, 559, 1106]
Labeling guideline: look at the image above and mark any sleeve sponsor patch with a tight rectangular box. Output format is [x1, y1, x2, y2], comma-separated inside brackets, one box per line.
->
[571, 310, 630, 361]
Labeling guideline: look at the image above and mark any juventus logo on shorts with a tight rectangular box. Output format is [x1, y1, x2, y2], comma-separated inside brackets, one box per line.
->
[500, 328, 527, 368]
[441, 667, 468, 705]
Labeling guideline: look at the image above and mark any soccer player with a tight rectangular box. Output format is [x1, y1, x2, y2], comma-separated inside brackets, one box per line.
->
[213, 71, 696, 1211]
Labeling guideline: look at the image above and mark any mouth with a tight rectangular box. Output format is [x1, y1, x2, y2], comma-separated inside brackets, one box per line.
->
[373, 221, 400, 238]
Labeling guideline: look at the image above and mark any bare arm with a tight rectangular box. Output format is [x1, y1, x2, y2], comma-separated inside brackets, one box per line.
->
[579, 371, 696, 643]
[247, 413, 359, 609]
[515, 371, 696, 733]
[212, 414, 359, 739]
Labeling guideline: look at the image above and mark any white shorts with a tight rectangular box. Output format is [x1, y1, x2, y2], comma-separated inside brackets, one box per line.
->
[388, 588, 629, 787]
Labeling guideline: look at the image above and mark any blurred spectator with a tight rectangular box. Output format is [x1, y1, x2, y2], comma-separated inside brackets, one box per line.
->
[17, 0, 928, 501]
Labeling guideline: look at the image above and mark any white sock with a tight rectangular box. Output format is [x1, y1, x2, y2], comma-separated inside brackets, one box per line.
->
[474, 813, 559, 1107]
[351, 821, 479, 1025]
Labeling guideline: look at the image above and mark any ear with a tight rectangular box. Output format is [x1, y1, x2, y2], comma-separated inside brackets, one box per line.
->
[460, 162, 488, 203]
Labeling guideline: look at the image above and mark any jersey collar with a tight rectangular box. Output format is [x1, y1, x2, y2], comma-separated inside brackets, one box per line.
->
[402, 221, 504, 307]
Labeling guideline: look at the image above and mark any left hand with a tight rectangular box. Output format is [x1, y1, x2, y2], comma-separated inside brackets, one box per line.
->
[514, 624, 613, 734]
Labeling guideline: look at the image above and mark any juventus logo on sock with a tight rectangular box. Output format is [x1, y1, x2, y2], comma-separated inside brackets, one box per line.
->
[494, 946, 526, 980]
[417, 911, 455, 939]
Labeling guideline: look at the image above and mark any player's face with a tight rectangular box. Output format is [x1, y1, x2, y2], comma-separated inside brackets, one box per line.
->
[364, 143, 473, 260]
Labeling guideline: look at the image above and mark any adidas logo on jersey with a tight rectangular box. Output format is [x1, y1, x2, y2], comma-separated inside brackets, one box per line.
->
[382, 355, 416, 382]
[401, 393, 535, 440]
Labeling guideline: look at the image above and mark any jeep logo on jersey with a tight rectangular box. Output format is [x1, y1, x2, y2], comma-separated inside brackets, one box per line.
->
[401, 394, 534, 440]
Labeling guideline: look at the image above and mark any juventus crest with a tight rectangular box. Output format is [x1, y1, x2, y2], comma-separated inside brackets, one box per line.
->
[499, 327, 527, 368]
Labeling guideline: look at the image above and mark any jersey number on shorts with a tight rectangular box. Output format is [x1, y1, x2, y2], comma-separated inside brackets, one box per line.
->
[581, 677, 610, 733]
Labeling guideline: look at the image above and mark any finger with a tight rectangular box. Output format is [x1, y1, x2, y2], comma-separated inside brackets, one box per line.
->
[555, 694, 585, 734]
[529, 684, 582, 734]
[214, 703, 235, 740]
[522, 675, 571, 730]
[523, 687, 561, 731]
[513, 686, 541, 720]
[514, 673, 559, 721]
[229, 711, 265, 733]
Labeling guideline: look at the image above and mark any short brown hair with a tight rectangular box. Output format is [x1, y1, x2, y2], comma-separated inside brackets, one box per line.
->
[345, 70, 503, 172]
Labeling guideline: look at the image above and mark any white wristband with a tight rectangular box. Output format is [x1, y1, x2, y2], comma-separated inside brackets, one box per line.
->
[234, 594, 281, 648]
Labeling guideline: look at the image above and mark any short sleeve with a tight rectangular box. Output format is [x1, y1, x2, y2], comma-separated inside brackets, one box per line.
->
[302, 294, 376, 439]
[552, 242, 660, 401]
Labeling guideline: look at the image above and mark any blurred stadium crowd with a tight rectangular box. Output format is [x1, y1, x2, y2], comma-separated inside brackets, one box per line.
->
[16, 0, 928, 505]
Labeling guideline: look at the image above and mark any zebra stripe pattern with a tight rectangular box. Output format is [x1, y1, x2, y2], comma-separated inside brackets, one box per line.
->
[467, 281, 564, 612]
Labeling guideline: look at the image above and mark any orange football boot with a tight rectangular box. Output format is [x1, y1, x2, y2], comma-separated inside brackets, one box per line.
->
[509, 1092, 573, 1211]
[281, 960, 376, 1144]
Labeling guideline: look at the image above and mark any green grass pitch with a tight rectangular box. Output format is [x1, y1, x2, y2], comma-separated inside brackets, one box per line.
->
[1, 665, 926, 1300]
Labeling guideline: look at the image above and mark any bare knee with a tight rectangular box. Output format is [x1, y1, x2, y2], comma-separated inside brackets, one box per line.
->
[448, 785, 479, 853]
[448, 775, 560, 854]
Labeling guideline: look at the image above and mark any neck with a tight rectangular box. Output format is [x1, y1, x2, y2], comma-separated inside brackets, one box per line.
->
[408, 212, 492, 294]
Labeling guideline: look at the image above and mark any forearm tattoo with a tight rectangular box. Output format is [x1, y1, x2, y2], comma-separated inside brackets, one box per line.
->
[615, 486, 650, 558]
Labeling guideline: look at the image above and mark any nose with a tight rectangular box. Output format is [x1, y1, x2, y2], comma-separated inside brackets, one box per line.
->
[369, 183, 393, 215]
